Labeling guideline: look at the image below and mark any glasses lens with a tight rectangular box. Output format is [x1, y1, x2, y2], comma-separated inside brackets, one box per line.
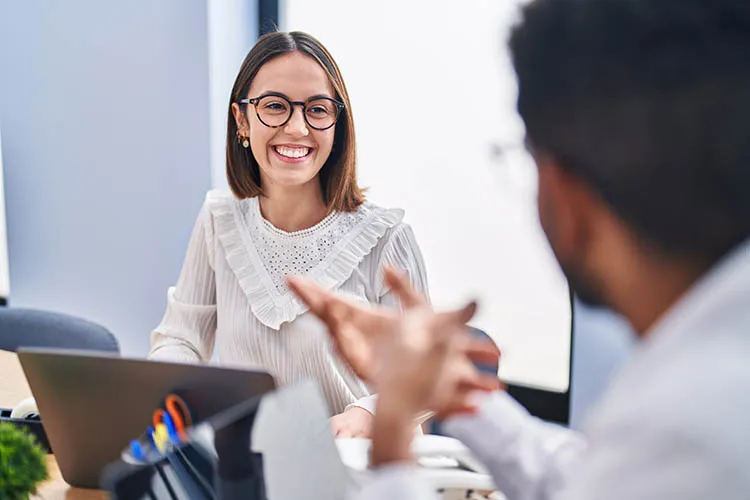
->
[257, 95, 291, 127]
[305, 98, 339, 129]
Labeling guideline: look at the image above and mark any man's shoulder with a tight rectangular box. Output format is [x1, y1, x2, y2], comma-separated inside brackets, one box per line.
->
[587, 331, 750, 458]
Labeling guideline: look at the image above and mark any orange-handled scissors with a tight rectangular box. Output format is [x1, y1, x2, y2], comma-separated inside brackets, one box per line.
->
[152, 394, 192, 444]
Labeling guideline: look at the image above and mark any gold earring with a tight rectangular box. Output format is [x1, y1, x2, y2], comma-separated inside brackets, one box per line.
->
[237, 131, 250, 149]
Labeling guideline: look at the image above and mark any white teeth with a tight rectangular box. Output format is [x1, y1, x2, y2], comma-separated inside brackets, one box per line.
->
[275, 146, 310, 159]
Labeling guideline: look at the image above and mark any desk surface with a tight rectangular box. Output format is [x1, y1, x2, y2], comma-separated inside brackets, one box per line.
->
[1, 349, 108, 500]
[35, 456, 107, 500]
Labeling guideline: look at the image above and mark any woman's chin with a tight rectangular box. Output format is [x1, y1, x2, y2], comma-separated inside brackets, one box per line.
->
[264, 168, 321, 189]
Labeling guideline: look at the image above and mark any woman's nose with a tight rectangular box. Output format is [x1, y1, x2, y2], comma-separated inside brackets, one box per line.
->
[284, 106, 310, 136]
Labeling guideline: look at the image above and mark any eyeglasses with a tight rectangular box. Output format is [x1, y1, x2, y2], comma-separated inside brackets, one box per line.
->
[238, 92, 345, 131]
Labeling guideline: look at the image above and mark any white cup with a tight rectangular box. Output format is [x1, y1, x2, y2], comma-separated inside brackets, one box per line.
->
[10, 396, 38, 419]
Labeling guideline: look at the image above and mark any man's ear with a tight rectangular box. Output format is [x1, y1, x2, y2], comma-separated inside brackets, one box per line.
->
[231, 102, 250, 136]
[536, 156, 597, 259]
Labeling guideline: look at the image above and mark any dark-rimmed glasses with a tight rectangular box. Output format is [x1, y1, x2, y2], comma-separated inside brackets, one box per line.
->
[238, 92, 345, 131]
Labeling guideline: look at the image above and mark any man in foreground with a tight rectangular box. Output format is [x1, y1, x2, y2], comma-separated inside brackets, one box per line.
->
[289, 0, 750, 498]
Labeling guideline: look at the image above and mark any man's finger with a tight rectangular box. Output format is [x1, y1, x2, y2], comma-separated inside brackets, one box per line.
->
[457, 373, 504, 393]
[289, 276, 359, 327]
[383, 267, 427, 309]
[287, 275, 331, 314]
[440, 301, 478, 325]
[324, 301, 376, 383]
[433, 394, 480, 420]
[323, 300, 353, 345]
[435, 406, 479, 420]
[325, 298, 351, 325]
[464, 337, 501, 367]
[321, 299, 345, 336]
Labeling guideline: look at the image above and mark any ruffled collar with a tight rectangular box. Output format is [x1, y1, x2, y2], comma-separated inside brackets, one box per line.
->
[206, 190, 404, 329]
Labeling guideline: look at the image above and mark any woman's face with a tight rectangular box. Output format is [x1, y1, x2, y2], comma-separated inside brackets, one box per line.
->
[233, 51, 337, 192]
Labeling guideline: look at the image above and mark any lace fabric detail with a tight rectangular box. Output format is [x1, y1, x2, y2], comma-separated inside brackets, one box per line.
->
[244, 198, 368, 295]
[206, 190, 404, 329]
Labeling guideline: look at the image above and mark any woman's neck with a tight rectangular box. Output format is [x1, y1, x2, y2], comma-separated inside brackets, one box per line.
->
[258, 181, 329, 233]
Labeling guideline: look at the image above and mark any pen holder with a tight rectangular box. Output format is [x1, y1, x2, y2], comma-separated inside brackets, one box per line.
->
[0, 408, 52, 453]
[102, 395, 268, 500]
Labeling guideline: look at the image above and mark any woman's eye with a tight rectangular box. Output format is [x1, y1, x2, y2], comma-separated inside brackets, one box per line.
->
[308, 106, 327, 115]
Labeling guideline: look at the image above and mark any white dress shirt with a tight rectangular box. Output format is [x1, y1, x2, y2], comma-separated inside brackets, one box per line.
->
[148, 190, 429, 416]
[359, 239, 750, 499]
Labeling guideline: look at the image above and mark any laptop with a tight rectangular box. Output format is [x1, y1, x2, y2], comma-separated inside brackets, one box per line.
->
[17, 348, 276, 489]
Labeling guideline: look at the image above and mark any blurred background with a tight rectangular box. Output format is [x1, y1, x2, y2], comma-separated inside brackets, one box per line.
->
[0, 0, 634, 428]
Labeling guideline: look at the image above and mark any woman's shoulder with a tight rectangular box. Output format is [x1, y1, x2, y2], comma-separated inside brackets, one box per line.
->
[354, 203, 428, 296]
[353, 201, 422, 257]
[203, 189, 239, 209]
[195, 190, 250, 251]
[345, 200, 409, 247]
[200, 189, 257, 224]
[355, 199, 404, 226]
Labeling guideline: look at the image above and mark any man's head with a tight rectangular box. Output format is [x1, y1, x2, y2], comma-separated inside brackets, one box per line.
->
[509, 0, 750, 311]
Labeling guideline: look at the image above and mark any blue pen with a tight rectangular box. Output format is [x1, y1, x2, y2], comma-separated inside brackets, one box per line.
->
[162, 410, 180, 444]
[130, 439, 146, 463]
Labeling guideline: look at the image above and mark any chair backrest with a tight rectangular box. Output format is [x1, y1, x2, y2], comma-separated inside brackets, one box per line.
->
[0, 308, 119, 354]
[468, 327, 500, 375]
[429, 327, 499, 436]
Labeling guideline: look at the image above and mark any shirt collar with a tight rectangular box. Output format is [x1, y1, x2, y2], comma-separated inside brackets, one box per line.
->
[583, 238, 750, 432]
[613, 238, 750, 383]
[640, 238, 750, 354]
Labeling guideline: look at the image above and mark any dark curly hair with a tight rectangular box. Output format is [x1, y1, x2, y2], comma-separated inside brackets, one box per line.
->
[510, 0, 750, 264]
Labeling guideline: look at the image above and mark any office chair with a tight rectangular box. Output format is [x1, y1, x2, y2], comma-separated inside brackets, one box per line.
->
[0, 307, 119, 354]
[468, 327, 501, 375]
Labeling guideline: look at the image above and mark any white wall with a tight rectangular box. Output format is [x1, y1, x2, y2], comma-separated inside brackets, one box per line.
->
[284, 0, 572, 391]
[0, 0, 221, 355]
[208, 0, 257, 190]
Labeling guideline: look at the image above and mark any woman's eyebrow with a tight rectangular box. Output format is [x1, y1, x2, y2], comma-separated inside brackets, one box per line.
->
[257, 90, 335, 101]
[307, 93, 335, 100]
[255, 90, 289, 99]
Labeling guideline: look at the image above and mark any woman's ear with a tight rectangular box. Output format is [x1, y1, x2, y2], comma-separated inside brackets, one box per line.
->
[231, 102, 250, 136]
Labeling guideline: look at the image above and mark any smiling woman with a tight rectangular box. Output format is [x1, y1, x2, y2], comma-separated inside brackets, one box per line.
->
[147, 31, 430, 439]
[231, 51, 344, 207]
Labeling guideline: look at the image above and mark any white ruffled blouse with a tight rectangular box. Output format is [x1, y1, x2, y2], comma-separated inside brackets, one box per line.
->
[148, 190, 429, 415]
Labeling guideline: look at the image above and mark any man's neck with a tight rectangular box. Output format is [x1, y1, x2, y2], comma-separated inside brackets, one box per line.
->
[258, 181, 329, 233]
[608, 254, 709, 337]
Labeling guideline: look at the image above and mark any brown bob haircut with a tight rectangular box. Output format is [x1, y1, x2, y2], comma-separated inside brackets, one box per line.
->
[226, 31, 365, 212]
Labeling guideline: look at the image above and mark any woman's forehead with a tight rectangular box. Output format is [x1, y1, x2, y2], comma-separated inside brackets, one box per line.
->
[249, 52, 335, 99]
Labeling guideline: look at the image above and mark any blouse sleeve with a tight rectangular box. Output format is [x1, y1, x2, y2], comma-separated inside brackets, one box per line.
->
[148, 201, 218, 363]
[347, 223, 430, 416]
[375, 223, 430, 308]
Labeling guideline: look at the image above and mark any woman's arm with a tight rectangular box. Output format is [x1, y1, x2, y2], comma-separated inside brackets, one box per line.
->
[334, 223, 430, 434]
[347, 223, 430, 414]
[148, 201, 218, 362]
[376, 223, 430, 308]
